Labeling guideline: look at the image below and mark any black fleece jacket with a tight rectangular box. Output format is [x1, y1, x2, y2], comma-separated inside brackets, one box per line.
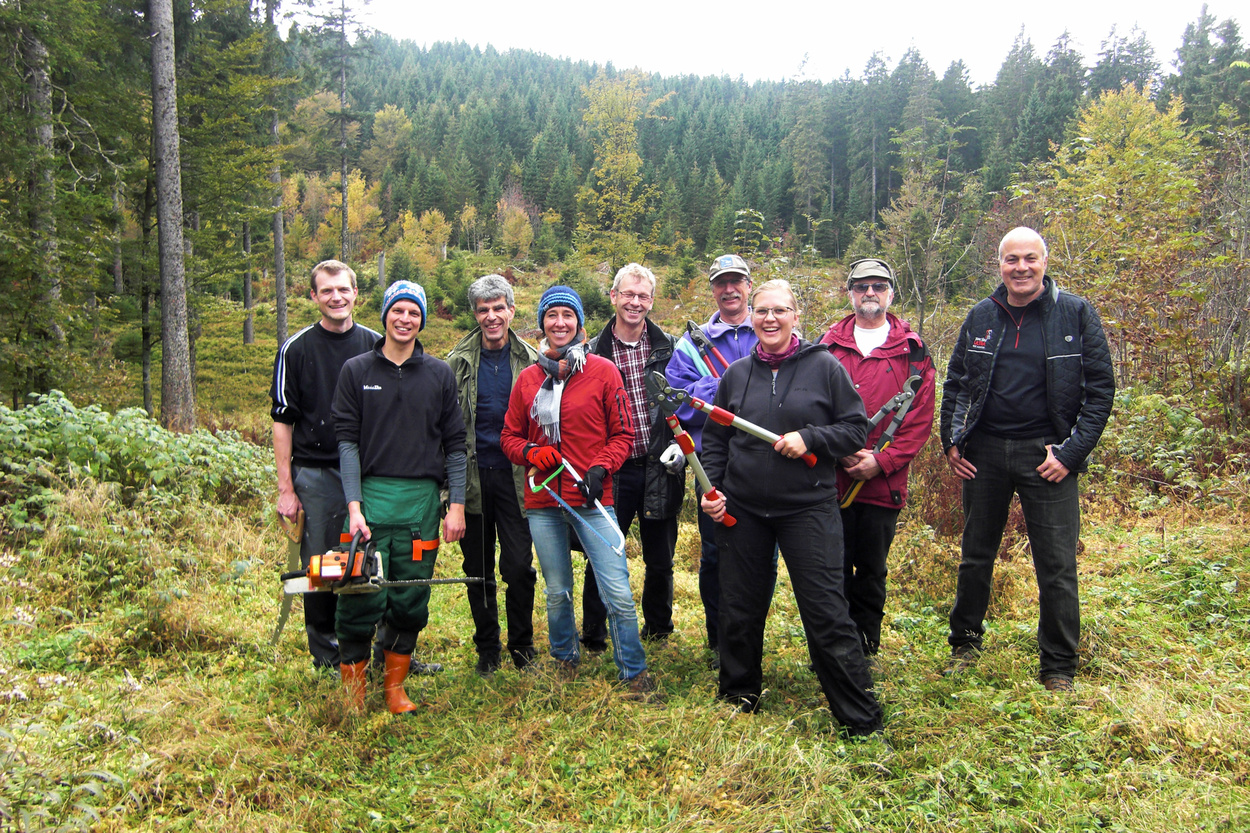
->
[701, 340, 867, 514]
[331, 339, 467, 483]
[940, 278, 1114, 473]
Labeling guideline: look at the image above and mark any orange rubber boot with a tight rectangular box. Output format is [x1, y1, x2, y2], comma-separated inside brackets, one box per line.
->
[339, 660, 368, 711]
[382, 650, 418, 715]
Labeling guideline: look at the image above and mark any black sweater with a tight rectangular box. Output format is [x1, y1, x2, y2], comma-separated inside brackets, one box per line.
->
[332, 340, 467, 482]
[702, 341, 867, 513]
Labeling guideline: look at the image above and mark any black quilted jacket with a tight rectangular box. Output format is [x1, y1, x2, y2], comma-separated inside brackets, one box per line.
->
[940, 278, 1115, 473]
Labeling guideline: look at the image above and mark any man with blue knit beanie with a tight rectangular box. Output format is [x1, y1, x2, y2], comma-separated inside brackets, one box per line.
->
[331, 280, 467, 715]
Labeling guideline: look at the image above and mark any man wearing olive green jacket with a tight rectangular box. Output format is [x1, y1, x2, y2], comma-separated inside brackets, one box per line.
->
[447, 275, 541, 676]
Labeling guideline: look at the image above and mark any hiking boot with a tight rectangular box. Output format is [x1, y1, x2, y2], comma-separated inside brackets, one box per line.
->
[510, 647, 537, 671]
[550, 659, 579, 681]
[1041, 674, 1075, 693]
[474, 652, 501, 678]
[722, 692, 760, 713]
[624, 670, 660, 702]
[943, 644, 980, 677]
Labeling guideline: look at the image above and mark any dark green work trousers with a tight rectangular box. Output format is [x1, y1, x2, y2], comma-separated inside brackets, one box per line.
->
[336, 477, 441, 663]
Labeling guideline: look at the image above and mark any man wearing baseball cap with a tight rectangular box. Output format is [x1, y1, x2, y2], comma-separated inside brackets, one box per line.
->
[664, 253, 760, 666]
[330, 280, 468, 715]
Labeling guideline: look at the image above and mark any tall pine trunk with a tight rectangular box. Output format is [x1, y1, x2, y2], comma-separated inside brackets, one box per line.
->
[338, 0, 349, 261]
[272, 113, 287, 344]
[148, 0, 195, 432]
[243, 221, 254, 344]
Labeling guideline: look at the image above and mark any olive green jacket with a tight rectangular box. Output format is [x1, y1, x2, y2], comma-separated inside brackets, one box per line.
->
[446, 327, 540, 515]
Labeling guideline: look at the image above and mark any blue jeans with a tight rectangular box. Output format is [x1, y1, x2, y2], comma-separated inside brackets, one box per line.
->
[948, 433, 1081, 678]
[528, 506, 647, 680]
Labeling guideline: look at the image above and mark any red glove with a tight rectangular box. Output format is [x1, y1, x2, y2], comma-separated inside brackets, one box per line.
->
[524, 444, 563, 471]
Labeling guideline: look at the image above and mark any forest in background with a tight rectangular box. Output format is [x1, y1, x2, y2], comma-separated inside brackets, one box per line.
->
[1, 0, 1249, 430]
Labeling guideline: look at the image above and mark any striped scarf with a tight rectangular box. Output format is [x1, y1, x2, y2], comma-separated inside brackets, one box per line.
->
[531, 331, 588, 443]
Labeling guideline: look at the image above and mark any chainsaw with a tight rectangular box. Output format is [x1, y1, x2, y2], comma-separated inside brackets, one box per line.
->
[281, 530, 384, 595]
[280, 530, 484, 596]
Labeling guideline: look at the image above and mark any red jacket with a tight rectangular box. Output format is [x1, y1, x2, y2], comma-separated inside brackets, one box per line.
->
[501, 353, 635, 510]
[820, 313, 936, 508]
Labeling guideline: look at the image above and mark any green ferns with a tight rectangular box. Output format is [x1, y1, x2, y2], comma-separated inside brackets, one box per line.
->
[0, 391, 273, 535]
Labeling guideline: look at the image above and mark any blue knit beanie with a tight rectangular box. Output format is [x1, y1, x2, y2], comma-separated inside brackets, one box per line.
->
[537, 285, 585, 329]
[381, 280, 428, 331]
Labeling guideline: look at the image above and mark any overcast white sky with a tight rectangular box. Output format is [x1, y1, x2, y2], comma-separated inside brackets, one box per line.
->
[353, 1, 1241, 87]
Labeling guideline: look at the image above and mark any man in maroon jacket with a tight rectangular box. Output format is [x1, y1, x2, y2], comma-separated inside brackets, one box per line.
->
[820, 259, 936, 662]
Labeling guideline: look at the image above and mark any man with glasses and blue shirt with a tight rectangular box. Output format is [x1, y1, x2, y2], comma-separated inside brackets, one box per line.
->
[665, 253, 759, 666]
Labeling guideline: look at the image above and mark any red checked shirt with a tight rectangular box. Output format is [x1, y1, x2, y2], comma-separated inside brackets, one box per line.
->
[612, 326, 653, 459]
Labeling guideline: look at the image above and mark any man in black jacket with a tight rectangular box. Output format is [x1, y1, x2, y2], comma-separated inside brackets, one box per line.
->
[940, 227, 1114, 693]
[585, 263, 685, 645]
[270, 260, 379, 670]
[331, 280, 467, 714]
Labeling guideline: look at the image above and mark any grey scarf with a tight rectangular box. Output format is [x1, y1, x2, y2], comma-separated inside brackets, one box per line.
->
[531, 333, 588, 444]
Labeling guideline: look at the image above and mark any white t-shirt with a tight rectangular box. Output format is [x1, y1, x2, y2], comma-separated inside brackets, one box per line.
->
[853, 323, 890, 357]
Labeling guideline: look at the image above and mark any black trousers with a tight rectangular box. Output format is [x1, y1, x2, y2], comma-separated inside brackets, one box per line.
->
[583, 460, 677, 642]
[460, 467, 537, 664]
[717, 499, 881, 735]
[839, 502, 901, 654]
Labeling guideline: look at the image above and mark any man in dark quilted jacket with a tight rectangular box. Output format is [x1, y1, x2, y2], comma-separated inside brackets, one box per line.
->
[940, 227, 1114, 693]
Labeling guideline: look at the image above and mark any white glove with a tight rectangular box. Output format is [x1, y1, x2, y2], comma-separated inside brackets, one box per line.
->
[660, 443, 686, 474]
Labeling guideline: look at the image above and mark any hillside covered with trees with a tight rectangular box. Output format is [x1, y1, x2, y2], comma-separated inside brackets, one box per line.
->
[2, 0, 1249, 427]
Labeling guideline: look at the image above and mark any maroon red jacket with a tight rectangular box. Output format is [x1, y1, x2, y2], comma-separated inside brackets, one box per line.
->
[820, 313, 936, 508]
[501, 353, 635, 510]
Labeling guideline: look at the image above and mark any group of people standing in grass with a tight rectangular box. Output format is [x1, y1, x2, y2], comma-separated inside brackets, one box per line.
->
[270, 225, 1113, 735]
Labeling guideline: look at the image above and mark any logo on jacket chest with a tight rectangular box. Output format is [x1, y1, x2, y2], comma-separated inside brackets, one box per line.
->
[971, 329, 993, 350]
[362, 384, 382, 391]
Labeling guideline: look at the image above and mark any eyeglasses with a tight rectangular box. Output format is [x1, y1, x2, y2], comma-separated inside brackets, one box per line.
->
[752, 306, 794, 319]
[849, 282, 891, 294]
[615, 291, 653, 303]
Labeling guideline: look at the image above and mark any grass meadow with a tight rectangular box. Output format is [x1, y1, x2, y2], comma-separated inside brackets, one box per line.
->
[2, 263, 1247, 831]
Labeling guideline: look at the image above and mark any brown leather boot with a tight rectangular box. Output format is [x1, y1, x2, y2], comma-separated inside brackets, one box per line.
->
[339, 660, 368, 711]
[382, 650, 418, 715]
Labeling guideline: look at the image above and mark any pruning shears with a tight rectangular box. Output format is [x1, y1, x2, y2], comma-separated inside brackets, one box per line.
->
[685, 321, 731, 378]
[840, 374, 923, 508]
[644, 372, 736, 526]
[645, 370, 817, 468]
[527, 459, 626, 557]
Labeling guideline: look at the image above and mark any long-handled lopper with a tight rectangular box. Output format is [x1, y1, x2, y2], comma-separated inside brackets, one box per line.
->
[527, 459, 626, 557]
[839, 374, 922, 508]
[685, 321, 731, 378]
[645, 371, 817, 467]
[644, 371, 736, 525]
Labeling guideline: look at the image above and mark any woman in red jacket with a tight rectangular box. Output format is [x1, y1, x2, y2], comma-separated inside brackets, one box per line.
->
[501, 286, 654, 697]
